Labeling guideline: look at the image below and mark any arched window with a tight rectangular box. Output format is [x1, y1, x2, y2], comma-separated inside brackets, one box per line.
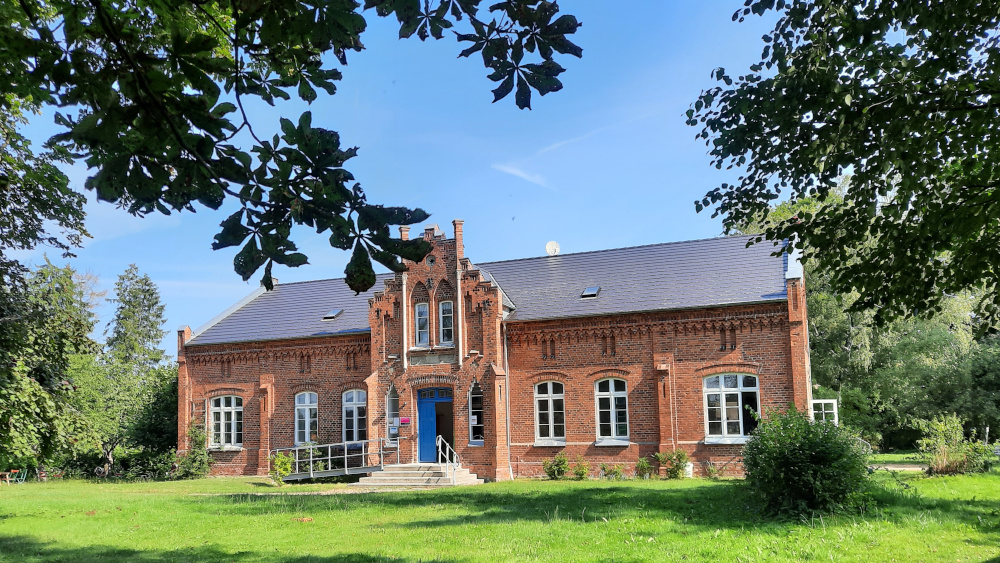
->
[469, 382, 484, 445]
[295, 392, 318, 446]
[210, 396, 243, 447]
[343, 389, 368, 442]
[534, 382, 565, 445]
[439, 301, 454, 345]
[704, 374, 759, 442]
[595, 378, 628, 443]
[386, 386, 400, 447]
[414, 303, 430, 347]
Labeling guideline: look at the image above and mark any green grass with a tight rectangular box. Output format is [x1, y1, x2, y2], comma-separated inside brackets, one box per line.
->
[870, 450, 922, 465]
[1, 472, 999, 562]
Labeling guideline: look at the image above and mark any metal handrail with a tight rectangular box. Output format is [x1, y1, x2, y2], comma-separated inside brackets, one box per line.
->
[272, 438, 398, 478]
[435, 435, 460, 485]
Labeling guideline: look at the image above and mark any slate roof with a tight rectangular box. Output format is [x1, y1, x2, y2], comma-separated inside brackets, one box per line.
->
[477, 236, 789, 323]
[187, 273, 393, 346]
[186, 235, 791, 346]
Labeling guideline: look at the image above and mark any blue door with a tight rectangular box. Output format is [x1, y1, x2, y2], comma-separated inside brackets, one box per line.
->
[417, 388, 453, 462]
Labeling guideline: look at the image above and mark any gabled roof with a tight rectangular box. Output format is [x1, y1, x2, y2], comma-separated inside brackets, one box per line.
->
[477, 235, 789, 323]
[185, 235, 793, 346]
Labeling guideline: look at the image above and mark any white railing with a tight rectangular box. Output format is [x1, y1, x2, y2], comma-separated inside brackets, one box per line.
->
[272, 438, 398, 480]
[435, 435, 460, 485]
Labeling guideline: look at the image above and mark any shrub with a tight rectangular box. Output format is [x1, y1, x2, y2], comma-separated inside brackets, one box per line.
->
[600, 463, 625, 480]
[742, 407, 871, 515]
[173, 424, 211, 480]
[652, 450, 689, 479]
[635, 456, 653, 479]
[916, 414, 996, 475]
[541, 451, 569, 479]
[572, 455, 590, 480]
[269, 451, 294, 485]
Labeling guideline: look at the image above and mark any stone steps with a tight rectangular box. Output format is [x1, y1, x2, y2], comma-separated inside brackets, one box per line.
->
[353, 463, 484, 488]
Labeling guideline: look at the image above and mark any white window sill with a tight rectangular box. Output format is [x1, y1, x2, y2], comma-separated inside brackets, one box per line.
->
[208, 446, 243, 452]
[704, 436, 749, 445]
[434, 344, 455, 350]
[533, 439, 566, 447]
[594, 439, 630, 447]
[409, 346, 431, 352]
[469, 440, 484, 447]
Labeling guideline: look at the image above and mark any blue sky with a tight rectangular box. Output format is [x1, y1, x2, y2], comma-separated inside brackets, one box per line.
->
[16, 3, 776, 358]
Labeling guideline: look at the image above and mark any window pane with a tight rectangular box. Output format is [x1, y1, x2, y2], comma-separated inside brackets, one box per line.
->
[742, 391, 759, 435]
[212, 397, 221, 407]
[707, 394, 720, 408]
[553, 399, 564, 417]
[537, 382, 548, 395]
[617, 423, 628, 437]
[600, 423, 612, 437]
[599, 409, 611, 425]
[727, 421, 741, 435]
[471, 395, 483, 410]
[357, 391, 367, 402]
[705, 376, 720, 389]
[599, 397, 610, 411]
[552, 382, 563, 394]
[235, 397, 242, 407]
[296, 394, 305, 405]
[707, 407, 721, 422]
[708, 421, 722, 435]
[598, 380, 609, 393]
[723, 375, 738, 389]
[554, 424, 565, 438]
[614, 396, 627, 412]
[345, 391, 354, 403]
[417, 317, 428, 331]
[742, 375, 758, 388]
[614, 379, 626, 393]
[224, 396, 231, 408]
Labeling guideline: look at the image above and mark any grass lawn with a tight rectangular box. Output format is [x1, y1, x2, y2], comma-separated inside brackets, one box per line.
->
[1, 471, 999, 562]
[871, 450, 922, 465]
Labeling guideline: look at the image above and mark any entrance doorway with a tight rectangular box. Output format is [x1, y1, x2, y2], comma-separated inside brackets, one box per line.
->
[417, 388, 454, 462]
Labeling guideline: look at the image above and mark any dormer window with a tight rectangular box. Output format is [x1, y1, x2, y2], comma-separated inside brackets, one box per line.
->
[581, 286, 601, 298]
[322, 308, 343, 321]
[415, 303, 429, 347]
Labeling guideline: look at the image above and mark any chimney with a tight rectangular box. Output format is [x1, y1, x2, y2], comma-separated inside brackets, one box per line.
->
[399, 226, 410, 241]
[177, 325, 192, 360]
[452, 219, 464, 261]
[424, 224, 441, 240]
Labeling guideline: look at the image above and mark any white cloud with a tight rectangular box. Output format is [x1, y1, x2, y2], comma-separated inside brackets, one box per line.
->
[490, 163, 551, 189]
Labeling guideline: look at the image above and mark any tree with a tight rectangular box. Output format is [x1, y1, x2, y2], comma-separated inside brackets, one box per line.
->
[689, 0, 1000, 330]
[105, 264, 168, 367]
[72, 264, 172, 471]
[2, 0, 582, 292]
[0, 261, 99, 468]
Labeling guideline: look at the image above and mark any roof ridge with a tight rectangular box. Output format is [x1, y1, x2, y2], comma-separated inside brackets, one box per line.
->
[476, 233, 768, 267]
[267, 272, 395, 288]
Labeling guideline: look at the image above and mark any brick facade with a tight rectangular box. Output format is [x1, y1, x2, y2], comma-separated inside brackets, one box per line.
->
[178, 222, 811, 479]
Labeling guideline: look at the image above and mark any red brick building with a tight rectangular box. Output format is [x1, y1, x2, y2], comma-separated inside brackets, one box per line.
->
[177, 221, 812, 479]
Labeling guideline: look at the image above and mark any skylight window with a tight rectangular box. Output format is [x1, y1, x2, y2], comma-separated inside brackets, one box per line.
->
[581, 286, 601, 299]
[323, 308, 343, 321]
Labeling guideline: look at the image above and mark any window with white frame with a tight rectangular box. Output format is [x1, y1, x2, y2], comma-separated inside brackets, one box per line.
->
[535, 381, 565, 444]
[595, 378, 628, 443]
[704, 374, 759, 442]
[386, 387, 400, 446]
[210, 396, 243, 447]
[295, 392, 318, 445]
[415, 303, 429, 347]
[469, 382, 484, 444]
[812, 399, 838, 425]
[343, 389, 368, 442]
[439, 301, 454, 345]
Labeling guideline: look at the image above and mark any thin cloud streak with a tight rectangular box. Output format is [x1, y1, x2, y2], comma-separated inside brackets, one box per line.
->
[490, 163, 551, 190]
